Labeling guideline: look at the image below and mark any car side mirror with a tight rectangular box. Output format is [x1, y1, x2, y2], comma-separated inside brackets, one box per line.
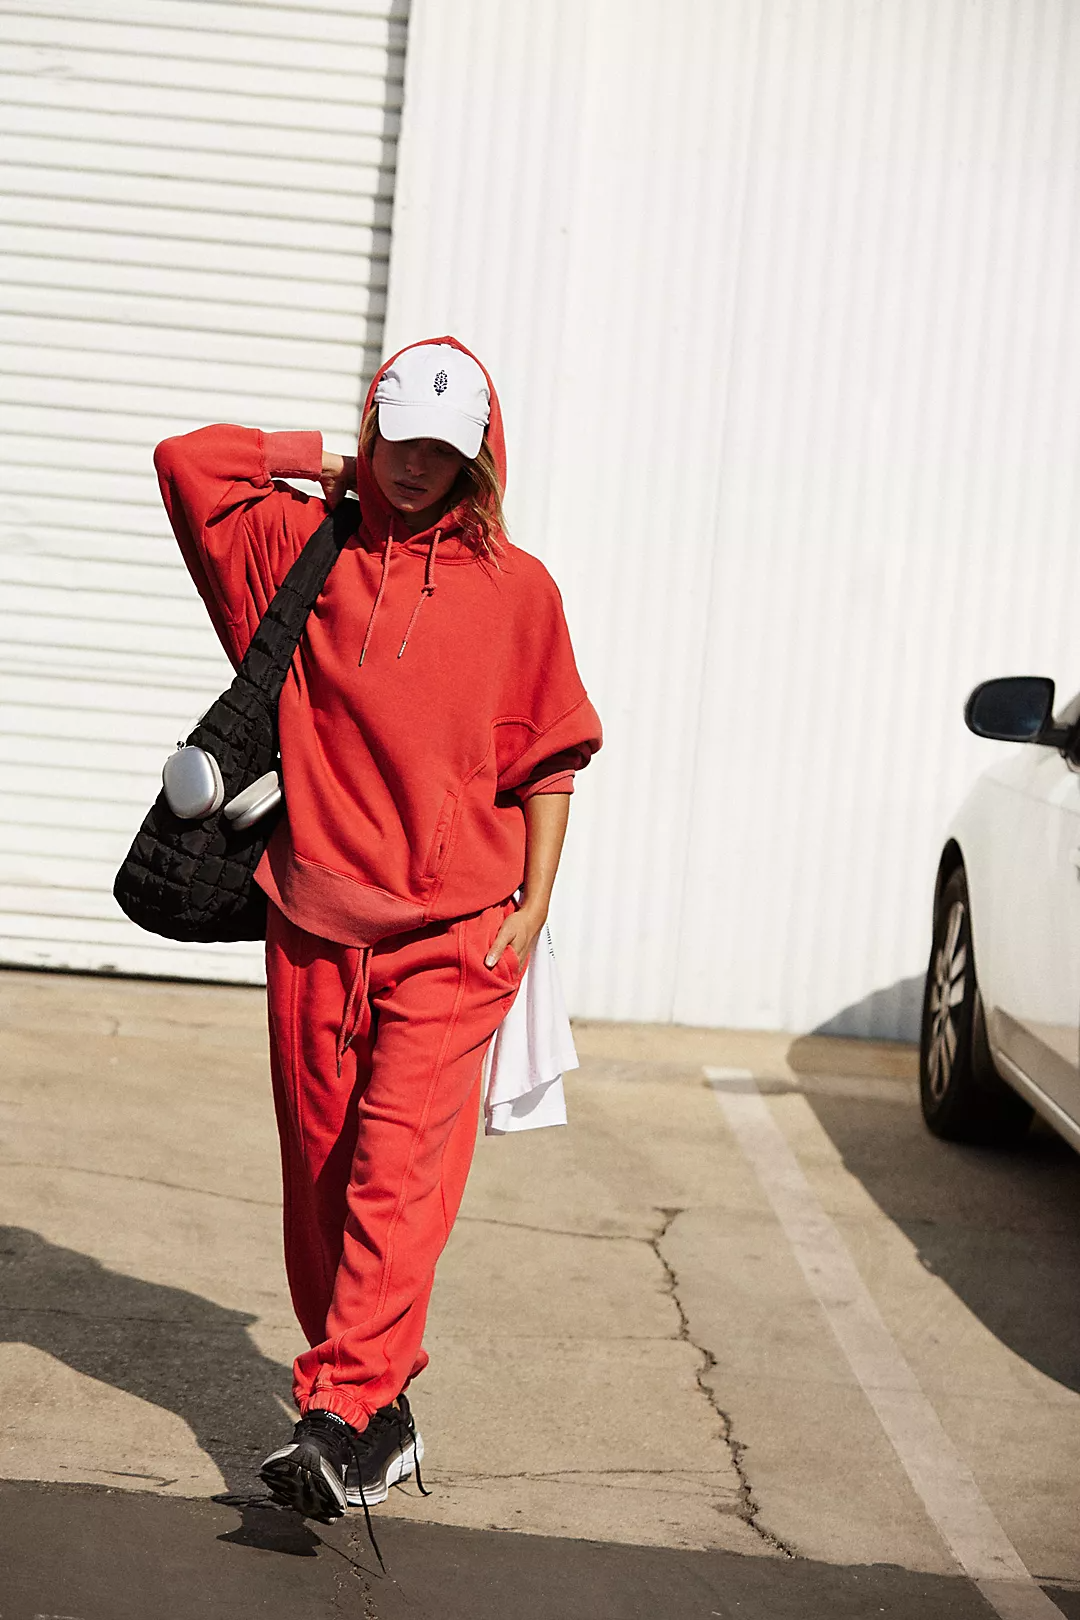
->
[964, 676, 1056, 743]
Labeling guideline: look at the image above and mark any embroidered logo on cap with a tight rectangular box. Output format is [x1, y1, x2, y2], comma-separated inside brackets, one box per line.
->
[433, 369, 448, 396]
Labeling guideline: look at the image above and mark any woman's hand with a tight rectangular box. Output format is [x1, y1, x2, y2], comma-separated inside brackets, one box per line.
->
[486, 900, 547, 974]
[319, 450, 356, 509]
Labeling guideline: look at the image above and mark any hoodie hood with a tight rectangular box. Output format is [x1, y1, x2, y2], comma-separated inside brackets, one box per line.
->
[354, 335, 507, 553]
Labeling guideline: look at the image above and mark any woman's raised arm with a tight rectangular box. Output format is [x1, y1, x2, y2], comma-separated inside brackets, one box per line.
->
[154, 424, 327, 659]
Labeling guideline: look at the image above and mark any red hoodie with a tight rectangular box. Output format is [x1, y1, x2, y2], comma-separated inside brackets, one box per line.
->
[154, 336, 602, 947]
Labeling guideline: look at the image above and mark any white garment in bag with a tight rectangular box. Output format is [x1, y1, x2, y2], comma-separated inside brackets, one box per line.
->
[482, 923, 577, 1135]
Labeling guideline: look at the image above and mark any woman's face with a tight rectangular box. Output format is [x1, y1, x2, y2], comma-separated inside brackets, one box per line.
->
[371, 434, 466, 530]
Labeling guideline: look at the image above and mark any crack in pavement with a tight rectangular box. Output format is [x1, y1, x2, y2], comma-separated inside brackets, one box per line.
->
[96, 1469, 179, 1486]
[319, 1526, 384, 1617]
[651, 1206, 797, 1559]
[456, 1205, 800, 1553]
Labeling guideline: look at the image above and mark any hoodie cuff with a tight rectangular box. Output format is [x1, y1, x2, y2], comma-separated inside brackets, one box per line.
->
[515, 770, 576, 801]
[263, 430, 323, 481]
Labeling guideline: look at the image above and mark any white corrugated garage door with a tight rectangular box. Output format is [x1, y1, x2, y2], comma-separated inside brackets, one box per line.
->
[0, 0, 407, 982]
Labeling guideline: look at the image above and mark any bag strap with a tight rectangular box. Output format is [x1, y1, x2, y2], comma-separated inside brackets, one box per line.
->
[237, 499, 359, 702]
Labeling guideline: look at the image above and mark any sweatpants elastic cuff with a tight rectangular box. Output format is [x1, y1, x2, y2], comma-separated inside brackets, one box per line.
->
[300, 1391, 373, 1433]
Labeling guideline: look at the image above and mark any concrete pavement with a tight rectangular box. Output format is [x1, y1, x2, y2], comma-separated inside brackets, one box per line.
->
[1, 968, 1078, 1617]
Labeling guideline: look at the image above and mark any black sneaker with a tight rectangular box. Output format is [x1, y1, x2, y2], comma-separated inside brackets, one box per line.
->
[345, 1393, 427, 1507]
[259, 1409, 359, 1523]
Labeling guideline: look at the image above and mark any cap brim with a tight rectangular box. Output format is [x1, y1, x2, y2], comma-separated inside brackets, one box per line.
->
[377, 403, 484, 460]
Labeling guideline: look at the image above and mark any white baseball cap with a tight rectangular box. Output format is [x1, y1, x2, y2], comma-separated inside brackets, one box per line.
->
[373, 344, 490, 459]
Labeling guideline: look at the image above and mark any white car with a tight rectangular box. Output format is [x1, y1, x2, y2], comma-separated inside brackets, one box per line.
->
[921, 675, 1080, 1151]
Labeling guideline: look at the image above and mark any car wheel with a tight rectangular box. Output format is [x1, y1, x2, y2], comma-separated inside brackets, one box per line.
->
[919, 865, 1033, 1145]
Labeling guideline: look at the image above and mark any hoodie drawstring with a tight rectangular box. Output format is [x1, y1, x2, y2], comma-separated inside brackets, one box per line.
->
[336, 946, 373, 1076]
[358, 533, 394, 667]
[358, 528, 444, 667]
[398, 529, 441, 659]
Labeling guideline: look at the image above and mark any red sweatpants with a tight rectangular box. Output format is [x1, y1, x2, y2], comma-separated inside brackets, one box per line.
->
[265, 896, 521, 1431]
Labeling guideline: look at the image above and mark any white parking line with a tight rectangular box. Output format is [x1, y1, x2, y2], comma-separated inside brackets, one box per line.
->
[706, 1067, 1065, 1620]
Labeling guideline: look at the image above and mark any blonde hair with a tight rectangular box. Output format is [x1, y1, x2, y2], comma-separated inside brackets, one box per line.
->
[359, 407, 507, 561]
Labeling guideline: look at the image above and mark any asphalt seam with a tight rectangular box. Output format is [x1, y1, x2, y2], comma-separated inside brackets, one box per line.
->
[0, 1304, 253, 1326]
[0, 1157, 279, 1207]
[650, 1206, 797, 1559]
[455, 1214, 643, 1242]
[434, 1467, 728, 1480]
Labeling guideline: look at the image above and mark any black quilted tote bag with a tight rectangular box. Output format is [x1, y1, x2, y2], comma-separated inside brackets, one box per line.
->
[113, 500, 358, 943]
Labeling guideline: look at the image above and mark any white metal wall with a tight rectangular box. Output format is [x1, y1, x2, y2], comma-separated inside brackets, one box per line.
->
[0, 0, 406, 981]
[387, 0, 1080, 1036]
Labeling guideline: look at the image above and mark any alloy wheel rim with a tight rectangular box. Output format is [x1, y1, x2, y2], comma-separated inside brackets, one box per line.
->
[927, 899, 967, 1102]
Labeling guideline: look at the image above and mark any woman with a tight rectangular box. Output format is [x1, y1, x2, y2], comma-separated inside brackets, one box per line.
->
[153, 337, 602, 1526]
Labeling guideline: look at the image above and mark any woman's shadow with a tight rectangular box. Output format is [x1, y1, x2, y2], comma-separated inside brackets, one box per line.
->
[0, 1223, 322, 1555]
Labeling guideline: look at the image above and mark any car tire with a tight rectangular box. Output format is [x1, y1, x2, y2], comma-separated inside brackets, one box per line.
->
[919, 865, 1033, 1146]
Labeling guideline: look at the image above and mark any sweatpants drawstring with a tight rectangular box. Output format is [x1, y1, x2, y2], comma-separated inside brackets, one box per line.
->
[336, 945, 373, 1076]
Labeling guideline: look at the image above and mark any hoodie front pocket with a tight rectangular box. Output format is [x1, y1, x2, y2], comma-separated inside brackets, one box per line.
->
[423, 790, 459, 880]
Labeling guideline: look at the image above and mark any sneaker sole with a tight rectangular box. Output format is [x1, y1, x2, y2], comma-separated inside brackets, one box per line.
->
[260, 1446, 348, 1523]
[345, 1431, 424, 1508]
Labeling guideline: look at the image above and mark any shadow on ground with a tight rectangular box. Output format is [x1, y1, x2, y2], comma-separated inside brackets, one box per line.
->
[0, 1225, 317, 1554]
[6, 1477, 1071, 1620]
[811, 975, 923, 1042]
[787, 1038, 1080, 1396]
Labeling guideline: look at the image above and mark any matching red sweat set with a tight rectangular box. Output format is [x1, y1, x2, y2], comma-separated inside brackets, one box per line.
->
[154, 338, 602, 1432]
